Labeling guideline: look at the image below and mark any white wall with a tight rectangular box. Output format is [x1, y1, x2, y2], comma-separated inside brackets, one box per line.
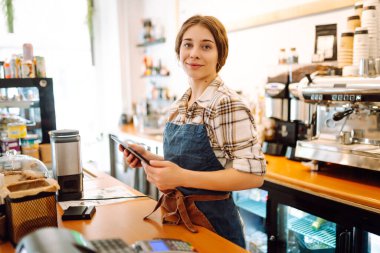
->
[128, 1, 353, 105]
[224, 7, 352, 100]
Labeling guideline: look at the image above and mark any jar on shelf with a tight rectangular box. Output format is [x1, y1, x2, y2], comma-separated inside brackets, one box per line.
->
[287, 48, 299, 64]
[7, 122, 27, 139]
[278, 48, 287, 64]
[20, 134, 40, 159]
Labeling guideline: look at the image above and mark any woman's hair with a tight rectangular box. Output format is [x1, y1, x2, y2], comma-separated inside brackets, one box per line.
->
[175, 15, 229, 73]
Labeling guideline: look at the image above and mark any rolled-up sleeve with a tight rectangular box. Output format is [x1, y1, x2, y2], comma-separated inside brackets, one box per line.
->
[213, 96, 266, 175]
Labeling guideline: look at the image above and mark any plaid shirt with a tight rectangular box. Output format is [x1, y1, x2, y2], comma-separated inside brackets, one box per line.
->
[167, 76, 266, 175]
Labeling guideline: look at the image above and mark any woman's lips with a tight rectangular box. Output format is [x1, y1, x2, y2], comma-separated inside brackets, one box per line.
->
[186, 63, 203, 69]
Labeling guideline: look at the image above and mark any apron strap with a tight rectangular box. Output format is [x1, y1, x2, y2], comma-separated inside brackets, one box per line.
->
[143, 193, 166, 220]
[144, 190, 230, 233]
[186, 193, 230, 202]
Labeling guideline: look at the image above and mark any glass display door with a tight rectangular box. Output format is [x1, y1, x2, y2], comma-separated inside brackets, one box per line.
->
[233, 189, 268, 253]
[277, 204, 337, 253]
[0, 86, 42, 139]
[0, 78, 56, 144]
[366, 233, 380, 253]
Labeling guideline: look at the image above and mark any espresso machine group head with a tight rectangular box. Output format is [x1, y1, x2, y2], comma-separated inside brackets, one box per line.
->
[295, 76, 380, 171]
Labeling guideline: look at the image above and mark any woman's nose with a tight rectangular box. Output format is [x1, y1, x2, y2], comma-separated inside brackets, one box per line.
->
[189, 46, 200, 59]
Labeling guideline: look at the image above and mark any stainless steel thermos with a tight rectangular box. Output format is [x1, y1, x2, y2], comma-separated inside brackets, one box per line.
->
[49, 129, 83, 201]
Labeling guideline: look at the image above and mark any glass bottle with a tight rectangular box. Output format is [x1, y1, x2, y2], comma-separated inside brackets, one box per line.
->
[21, 43, 35, 78]
[278, 48, 287, 64]
[288, 48, 299, 64]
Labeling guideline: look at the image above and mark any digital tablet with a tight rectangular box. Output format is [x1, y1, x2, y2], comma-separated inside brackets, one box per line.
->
[111, 134, 150, 165]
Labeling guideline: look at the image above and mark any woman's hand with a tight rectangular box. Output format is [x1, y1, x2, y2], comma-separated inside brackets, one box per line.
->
[142, 160, 186, 191]
[119, 143, 157, 168]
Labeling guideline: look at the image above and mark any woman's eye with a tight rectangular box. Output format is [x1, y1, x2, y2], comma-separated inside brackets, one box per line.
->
[183, 43, 192, 48]
[203, 45, 212, 50]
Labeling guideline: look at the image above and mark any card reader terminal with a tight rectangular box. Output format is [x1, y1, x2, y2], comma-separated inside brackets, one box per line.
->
[133, 238, 197, 252]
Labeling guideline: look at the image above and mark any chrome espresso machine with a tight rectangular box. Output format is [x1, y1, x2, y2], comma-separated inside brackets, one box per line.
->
[295, 75, 380, 171]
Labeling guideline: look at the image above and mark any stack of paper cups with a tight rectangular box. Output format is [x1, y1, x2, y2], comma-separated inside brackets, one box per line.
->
[348, 15, 361, 32]
[364, 0, 380, 58]
[355, 1, 364, 18]
[362, 5, 378, 58]
[353, 27, 370, 66]
[338, 32, 354, 67]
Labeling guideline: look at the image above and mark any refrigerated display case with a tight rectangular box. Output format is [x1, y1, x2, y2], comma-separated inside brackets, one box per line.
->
[278, 205, 337, 253]
[233, 189, 268, 253]
[367, 233, 380, 253]
[0, 78, 56, 144]
[263, 181, 380, 253]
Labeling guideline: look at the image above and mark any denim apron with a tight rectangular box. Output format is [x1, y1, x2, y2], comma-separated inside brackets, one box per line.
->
[161, 122, 246, 248]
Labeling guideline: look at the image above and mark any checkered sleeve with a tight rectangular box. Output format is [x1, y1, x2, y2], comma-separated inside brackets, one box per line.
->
[213, 95, 266, 175]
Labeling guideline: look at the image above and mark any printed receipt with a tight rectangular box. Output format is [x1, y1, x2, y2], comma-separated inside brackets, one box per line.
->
[59, 186, 139, 210]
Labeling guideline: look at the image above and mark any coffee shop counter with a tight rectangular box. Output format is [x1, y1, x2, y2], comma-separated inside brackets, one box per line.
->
[118, 124, 380, 214]
[1, 170, 248, 253]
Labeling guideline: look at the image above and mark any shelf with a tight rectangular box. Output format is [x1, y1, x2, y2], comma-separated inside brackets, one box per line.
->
[0, 100, 38, 108]
[137, 37, 166, 47]
[235, 199, 266, 218]
[288, 215, 336, 248]
[141, 74, 170, 78]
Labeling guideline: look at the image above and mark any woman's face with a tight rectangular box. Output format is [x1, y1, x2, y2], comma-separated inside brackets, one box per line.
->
[179, 24, 218, 82]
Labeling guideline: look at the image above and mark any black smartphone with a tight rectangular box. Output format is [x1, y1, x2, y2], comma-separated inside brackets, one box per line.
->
[110, 134, 150, 165]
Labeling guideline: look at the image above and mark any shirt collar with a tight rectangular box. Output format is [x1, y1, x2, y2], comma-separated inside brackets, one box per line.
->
[177, 88, 191, 115]
[196, 76, 224, 108]
[177, 76, 224, 112]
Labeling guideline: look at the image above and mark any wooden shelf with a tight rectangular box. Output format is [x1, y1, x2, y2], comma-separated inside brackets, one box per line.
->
[137, 37, 166, 47]
[141, 74, 170, 78]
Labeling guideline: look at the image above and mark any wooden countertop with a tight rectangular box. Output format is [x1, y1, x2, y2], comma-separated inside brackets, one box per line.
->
[265, 155, 380, 213]
[120, 124, 163, 143]
[1, 171, 248, 253]
[118, 124, 380, 214]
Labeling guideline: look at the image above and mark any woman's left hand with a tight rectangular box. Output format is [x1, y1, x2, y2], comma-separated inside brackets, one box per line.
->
[142, 160, 186, 191]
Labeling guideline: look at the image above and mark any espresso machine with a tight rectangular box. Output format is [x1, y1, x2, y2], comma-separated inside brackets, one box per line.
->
[295, 76, 380, 171]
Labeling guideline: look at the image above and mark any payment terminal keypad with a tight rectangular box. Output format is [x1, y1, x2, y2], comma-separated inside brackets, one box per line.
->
[90, 238, 135, 253]
[166, 240, 194, 251]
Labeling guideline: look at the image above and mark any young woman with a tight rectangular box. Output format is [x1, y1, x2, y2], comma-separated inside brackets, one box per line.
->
[120, 15, 266, 248]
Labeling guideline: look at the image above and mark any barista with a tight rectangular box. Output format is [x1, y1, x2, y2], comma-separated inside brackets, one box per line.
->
[120, 15, 266, 248]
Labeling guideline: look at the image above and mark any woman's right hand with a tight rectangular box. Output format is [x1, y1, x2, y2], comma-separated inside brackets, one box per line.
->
[118, 143, 154, 168]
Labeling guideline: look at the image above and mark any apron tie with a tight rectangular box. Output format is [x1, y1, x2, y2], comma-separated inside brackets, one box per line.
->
[144, 189, 230, 233]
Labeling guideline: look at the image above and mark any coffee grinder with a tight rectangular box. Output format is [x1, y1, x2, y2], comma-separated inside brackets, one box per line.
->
[286, 82, 311, 160]
[262, 75, 291, 156]
[263, 65, 317, 159]
[49, 129, 83, 201]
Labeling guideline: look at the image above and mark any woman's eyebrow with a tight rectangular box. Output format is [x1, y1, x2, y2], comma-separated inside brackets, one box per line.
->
[183, 38, 215, 43]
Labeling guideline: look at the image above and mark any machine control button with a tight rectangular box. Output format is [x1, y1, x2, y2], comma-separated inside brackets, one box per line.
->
[311, 94, 315, 100]
[318, 94, 323, 100]
[356, 95, 362, 101]
[343, 95, 349, 101]
[332, 94, 337, 101]
[338, 95, 343, 101]
[350, 95, 355, 101]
